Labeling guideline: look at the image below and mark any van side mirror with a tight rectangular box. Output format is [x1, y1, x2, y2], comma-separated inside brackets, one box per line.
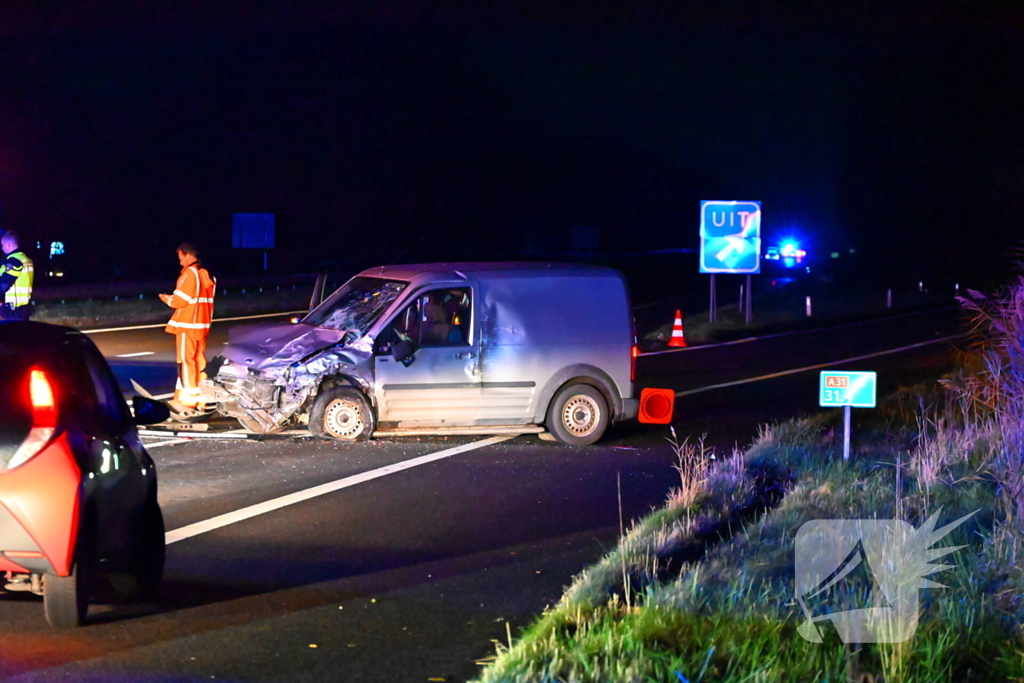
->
[392, 339, 415, 365]
[132, 396, 171, 425]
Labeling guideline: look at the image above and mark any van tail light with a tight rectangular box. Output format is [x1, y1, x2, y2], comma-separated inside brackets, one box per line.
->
[630, 344, 639, 383]
[7, 368, 58, 471]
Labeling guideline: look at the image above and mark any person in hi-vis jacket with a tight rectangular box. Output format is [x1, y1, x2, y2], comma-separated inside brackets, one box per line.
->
[159, 243, 216, 408]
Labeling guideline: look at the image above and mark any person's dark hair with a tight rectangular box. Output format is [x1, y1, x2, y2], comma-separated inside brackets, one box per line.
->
[177, 242, 199, 259]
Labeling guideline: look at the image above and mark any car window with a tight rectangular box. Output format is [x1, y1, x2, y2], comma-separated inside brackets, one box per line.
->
[418, 288, 471, 347]
[377, 297, 422, 354]
[52, 343, 101, 421]
[303, 276, 408, 334]
[0, 356, 33, 464]
[80, 343, 130, 423]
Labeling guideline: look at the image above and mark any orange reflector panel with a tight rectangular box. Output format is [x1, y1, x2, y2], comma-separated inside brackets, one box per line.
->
[6, 551, 45, 559]
[638, 388, 675, 424]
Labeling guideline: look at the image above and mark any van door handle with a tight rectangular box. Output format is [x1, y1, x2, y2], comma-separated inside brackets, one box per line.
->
[456, 351, 476, 360]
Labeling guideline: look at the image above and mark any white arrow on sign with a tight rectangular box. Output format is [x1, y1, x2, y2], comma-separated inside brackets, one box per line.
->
[715, 236, 747, 263]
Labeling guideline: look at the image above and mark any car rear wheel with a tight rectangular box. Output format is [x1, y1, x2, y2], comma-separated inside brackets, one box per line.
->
[310, 387, 375, 441]
[44, 558, 91, 628]
[546, 383, 609, 446]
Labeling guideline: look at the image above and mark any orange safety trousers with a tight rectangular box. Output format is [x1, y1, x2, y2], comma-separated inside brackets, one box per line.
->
[174, 332, 208, 408]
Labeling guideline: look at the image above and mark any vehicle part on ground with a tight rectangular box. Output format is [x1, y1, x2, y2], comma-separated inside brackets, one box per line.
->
[547, 383, 609, 446]
[310, 387, 374, 440]
[235, 413, 281, 434]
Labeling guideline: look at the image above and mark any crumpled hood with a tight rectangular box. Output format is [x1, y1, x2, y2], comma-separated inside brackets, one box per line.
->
[221, 322, 351, 372]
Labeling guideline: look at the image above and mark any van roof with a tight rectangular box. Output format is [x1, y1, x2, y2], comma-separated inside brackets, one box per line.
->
[357, 262, 622, 283]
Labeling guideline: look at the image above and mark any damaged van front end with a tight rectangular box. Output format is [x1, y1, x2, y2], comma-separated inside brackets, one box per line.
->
[203, 276, 407, 433]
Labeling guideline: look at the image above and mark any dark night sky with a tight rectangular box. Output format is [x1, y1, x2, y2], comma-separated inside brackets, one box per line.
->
[1, 4, 1021, 283]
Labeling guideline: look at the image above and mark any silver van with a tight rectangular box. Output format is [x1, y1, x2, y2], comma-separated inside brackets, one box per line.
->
[206, 263, 639, 445]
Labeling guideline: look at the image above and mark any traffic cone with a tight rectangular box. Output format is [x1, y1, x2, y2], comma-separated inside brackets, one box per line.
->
[667, 310, 687, 347]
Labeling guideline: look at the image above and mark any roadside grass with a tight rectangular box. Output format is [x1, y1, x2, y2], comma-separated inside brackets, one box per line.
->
[476, 280, 1024, 682]
[34, 288, 310, 329]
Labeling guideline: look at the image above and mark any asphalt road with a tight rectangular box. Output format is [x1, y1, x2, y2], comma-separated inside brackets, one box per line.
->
[0, 306, 963, 682]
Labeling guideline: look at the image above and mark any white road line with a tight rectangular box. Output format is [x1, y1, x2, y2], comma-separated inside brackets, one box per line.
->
[644, 305, 958, 356]
[145, 439, 193, 449]
[675, 334, 964, 397]
[115, 351, 155, 358]
[83, 310, 306, 335]
[164, 435, 514, 545]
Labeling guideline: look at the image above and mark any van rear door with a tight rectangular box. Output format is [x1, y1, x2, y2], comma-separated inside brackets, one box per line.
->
[373, 286, 481, 426]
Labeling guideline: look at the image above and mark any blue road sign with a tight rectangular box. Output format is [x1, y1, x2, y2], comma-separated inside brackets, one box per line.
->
[819, 371, 877, 408]
[233, 213, 275, 249]
[700, 200, 761, 274]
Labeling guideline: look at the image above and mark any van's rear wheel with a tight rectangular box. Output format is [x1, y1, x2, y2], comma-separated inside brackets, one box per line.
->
[310, 387, 375, 441]
[547, 384, 609, 446]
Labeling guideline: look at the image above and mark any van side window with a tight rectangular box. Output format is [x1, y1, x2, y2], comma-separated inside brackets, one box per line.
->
[419, 288, 471, 347]
[376, 299, 421, 355]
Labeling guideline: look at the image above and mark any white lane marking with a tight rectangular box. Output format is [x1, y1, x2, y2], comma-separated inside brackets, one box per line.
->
[644, 306, 958, 356]
[116, 351, 156, 358]
[675, 334, 964, 397]
[145, 439, 193, 449]
[164, 435, 514, 545]
[83, 310, 306, 335]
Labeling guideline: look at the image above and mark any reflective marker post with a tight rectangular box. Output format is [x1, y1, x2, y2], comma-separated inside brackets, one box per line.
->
[819, 371, 877, 461]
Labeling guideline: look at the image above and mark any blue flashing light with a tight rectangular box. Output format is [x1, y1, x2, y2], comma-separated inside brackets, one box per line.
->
[50, 241, 65, 257]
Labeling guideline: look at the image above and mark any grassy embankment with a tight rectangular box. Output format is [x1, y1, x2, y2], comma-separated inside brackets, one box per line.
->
[478, 281, 1024, 683]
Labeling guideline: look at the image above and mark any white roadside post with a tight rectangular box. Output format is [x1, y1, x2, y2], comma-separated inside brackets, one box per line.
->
[820, 371, 878, 461]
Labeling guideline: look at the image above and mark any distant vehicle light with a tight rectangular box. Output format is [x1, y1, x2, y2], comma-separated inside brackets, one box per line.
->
[831, 252, 840, 259]
[49, 241, 65, 257]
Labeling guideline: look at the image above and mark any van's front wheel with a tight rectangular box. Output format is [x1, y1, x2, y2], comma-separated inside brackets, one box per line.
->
[310, 387, 375, 441]
[547, 384, 609, 446]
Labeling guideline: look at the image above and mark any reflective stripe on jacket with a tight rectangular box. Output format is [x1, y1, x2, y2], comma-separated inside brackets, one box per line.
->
[2, 251, 34, 308]
[165, 263, 216, 339]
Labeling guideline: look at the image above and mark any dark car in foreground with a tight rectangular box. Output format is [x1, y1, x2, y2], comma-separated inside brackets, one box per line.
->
[0, 322, 169, 627]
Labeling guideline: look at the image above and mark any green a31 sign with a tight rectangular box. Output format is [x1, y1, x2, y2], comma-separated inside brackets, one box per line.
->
[819, 371, 877, 408]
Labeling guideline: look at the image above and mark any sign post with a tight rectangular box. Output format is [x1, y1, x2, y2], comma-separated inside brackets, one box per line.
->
[819, 371, 877, 460]
[700, 200, 761, 324]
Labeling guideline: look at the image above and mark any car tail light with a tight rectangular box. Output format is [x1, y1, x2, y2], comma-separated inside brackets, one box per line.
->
[7, 368, 58, 471]
[630, 344, 639, 383]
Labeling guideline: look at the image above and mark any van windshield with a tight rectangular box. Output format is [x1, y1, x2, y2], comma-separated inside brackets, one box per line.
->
[303, 276, 408, 334]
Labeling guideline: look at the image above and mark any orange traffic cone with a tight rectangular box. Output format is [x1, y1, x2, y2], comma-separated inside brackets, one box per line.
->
[667, 310, 687, 347]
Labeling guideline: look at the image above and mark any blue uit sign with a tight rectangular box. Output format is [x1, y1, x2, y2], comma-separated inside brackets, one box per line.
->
[819, 371, 877, 408]
[232, 213, 275, 249]
[700, 200, 761, 274]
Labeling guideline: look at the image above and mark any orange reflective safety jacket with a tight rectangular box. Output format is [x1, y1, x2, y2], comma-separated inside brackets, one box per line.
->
[164, 262, 216, 339]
